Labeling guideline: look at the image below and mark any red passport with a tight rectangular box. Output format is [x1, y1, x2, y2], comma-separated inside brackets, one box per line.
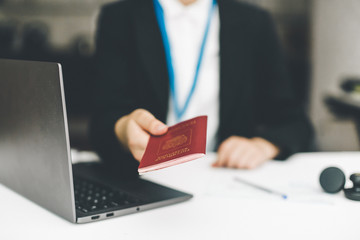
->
[138, 116, 207, 174]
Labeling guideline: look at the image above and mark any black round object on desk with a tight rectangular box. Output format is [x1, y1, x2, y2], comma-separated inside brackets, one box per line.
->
[319, 167, 345, 193]
[344, 173, 360, 201]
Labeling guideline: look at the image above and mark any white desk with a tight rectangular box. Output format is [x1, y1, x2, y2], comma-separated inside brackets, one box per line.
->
[1, 152, 359, 240]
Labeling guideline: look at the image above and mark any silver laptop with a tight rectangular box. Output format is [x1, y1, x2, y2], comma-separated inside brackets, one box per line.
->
[0, 58, 192, 223]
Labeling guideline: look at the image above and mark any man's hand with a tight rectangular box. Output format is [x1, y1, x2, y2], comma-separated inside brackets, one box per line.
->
[213, 136, 280, 169]
[114, 109, 168, 162]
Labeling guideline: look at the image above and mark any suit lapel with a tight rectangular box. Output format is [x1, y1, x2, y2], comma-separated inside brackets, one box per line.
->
[133, 0, 169, 112]
[218, 0, 252, 128]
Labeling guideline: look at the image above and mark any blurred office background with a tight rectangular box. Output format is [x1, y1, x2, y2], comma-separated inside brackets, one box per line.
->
[1, 0, 359, 152]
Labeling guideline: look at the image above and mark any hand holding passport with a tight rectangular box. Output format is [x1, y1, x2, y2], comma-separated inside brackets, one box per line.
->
[138, 116, 207, 174]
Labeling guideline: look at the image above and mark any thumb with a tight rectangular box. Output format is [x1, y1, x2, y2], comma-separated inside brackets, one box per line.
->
[132, 109, 168, 135]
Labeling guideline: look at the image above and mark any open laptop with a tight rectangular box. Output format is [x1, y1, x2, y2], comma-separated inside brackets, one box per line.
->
[0, 58, 192, 223]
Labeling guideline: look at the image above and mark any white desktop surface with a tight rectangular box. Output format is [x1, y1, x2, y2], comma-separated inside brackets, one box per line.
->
[1, 152, 359, 240]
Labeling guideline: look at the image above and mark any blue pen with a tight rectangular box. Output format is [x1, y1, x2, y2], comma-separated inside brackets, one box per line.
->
[234, 176, 288, 200]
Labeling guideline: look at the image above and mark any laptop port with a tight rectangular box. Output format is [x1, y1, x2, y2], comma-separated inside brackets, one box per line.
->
[106, 213, 114, 217]
[91, 215, 100, 220]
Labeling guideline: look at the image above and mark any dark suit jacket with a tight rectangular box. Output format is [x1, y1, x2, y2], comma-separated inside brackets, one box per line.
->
[90, 0, 314, 176]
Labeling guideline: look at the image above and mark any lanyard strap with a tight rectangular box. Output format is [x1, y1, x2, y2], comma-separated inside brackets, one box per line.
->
[153, 0, 217, 121]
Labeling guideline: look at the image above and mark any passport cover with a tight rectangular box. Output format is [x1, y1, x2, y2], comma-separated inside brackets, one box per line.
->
[138, 116, 207, 174]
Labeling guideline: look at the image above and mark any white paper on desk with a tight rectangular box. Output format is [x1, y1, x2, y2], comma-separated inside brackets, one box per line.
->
[283, 181, 335, 206]
[203, 175, 335, 206]
[203, 174, 271, 200]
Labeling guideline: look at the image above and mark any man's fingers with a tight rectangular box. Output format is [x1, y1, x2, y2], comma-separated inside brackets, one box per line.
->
[213, 141, 228, 167]
[213, 138, 236, 167]
[227, 148, 246, 168]
[114, 109, 168, 161]
[236, 150, 257, 169]
[132, 109, 168, 135]
[127, 120, 150, 149]
[131, 148, 146, 162]
[214, 136, 271, 169]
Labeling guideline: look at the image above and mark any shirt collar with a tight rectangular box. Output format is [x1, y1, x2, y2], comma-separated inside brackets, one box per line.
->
[157, 0, 212, 21]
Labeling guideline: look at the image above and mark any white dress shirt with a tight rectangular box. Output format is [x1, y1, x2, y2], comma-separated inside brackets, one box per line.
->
[159, 0, 220, 151]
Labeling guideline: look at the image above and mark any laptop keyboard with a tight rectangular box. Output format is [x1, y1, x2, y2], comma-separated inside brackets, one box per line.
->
[74, 177, 142, 214]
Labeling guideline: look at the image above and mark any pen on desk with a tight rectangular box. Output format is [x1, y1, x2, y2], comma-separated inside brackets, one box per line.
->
[233, 176, 288, 200]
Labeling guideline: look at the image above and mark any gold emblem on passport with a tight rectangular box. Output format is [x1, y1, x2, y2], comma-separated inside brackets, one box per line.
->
[162, 135, 188, 151]
[158, 129, 192, 155]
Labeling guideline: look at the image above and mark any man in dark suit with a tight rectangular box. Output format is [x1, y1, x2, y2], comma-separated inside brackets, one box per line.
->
[90, 0, 313, 175]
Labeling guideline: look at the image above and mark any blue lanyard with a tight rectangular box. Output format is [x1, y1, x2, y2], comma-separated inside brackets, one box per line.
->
[153, 0, 217, 121]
